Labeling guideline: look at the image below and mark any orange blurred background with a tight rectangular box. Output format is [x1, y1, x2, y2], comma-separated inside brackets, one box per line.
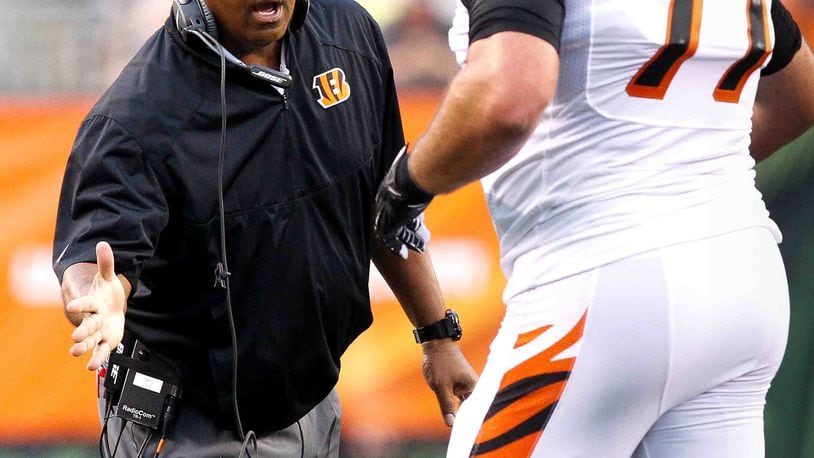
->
[0, 91, 506, 448]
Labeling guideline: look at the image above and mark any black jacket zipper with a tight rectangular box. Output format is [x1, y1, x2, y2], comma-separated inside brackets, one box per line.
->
[283, 90, 305, 195]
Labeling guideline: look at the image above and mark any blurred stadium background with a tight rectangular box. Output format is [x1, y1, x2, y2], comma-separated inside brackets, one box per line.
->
[0, 0, 812, 456]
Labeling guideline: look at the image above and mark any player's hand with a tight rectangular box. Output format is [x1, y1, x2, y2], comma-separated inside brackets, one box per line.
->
[421, 339, 478, 427]
[65, 242, 126, 371]
[380, 214, 431, 259]
[374, 147, 435, 259]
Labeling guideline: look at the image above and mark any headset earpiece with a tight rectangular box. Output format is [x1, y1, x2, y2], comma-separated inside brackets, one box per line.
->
[197, 0, 218, 36]
[172, 0, 219, 40]
[290, 0, 310, 31]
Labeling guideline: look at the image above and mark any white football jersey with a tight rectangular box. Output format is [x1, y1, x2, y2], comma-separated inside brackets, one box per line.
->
[449, 0, 782, 302]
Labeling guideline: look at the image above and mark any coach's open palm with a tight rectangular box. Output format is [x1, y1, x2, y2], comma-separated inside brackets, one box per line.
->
[65, 242, 126, 371]
[422, 340, 478, 427]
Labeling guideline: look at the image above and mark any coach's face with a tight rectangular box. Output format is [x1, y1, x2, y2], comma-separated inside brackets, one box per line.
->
[207, 0, 297, 51]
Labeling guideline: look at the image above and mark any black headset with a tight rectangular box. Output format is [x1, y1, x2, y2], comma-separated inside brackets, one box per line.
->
[171, 0, 310, 88]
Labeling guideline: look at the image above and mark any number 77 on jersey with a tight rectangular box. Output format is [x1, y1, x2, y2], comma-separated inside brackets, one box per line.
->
[627, 0, 771, 103]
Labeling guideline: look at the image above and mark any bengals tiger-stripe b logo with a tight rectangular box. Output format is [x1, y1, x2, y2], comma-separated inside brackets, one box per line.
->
[312, 68, 351, 109]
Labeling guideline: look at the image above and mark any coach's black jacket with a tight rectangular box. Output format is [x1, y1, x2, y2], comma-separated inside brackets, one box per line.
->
[53, 0, 403, 432]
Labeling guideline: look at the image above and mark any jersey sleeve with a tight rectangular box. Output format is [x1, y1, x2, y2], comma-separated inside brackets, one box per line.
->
[53, 115, 169, 291]
[463, 0, 565, 51]
[762, 0, 802, 76]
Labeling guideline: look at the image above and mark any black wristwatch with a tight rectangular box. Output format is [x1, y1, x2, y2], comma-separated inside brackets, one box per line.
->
[413, 309, 463, 343]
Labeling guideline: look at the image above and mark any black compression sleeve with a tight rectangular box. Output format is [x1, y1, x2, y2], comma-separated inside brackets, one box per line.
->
[465, 0, 565, 52]
[762, 0, 802, 76]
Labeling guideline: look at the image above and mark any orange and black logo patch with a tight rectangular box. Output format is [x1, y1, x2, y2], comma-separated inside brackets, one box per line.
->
[312, 67, 351, 109]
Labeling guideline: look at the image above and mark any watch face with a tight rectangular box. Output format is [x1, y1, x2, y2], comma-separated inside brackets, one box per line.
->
[446, 309, 462, 341]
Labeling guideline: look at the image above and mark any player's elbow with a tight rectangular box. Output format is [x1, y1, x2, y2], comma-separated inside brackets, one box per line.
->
[463, 31, 558, 142]
[467, 54, 555, 141]
[478, 77, 553, 143]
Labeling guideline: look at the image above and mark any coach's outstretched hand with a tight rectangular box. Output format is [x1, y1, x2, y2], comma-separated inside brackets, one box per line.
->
[374, 147, 435, 259]
[62, 242, 128, 371]
[422, 339, 478, 427]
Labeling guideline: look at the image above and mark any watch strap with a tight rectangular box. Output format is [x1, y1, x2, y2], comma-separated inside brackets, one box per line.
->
[413, 309, 462, 343]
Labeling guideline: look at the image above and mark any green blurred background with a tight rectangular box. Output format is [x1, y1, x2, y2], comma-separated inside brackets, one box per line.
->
[758, 128, 814, 458]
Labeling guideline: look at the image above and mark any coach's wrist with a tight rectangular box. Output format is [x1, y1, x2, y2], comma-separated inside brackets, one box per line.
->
[413, 309, 463, 344]
[421, 337, 458, 349]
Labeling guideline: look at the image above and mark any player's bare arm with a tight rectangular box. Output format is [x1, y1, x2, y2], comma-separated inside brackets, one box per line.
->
[751, 39, 814, 162]
[372, 239, 478, 427]
[373, 1, 563, 257]
[61, 241, 130, 371]
[408, 31, 558, 195]
[373, 32, 558, 256]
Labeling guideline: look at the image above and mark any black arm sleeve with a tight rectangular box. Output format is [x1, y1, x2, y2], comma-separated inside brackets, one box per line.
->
[464, 0, 565, 51]
[762, 0, 802, 76]
[53, 115, 169, 291]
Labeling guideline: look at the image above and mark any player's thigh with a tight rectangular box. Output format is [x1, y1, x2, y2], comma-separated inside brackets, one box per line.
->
[654, 227, 789, 406]
[449, 258, 673, 458]
[633, 228, 789, 458]
[530, 254, 674, 457]
[632, 385, 768, 458]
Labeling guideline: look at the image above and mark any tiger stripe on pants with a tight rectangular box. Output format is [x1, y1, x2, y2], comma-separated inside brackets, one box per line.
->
[471, 314, 586, 456]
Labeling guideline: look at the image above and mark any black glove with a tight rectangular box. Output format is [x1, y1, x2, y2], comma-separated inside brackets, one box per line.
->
[374, 147, 435, 259]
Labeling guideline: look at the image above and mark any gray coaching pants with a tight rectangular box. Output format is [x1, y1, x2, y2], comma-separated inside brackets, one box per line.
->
[98, 380, 342, 458]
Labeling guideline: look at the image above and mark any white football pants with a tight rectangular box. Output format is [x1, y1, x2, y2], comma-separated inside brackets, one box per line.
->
[448, 227, 789, 457]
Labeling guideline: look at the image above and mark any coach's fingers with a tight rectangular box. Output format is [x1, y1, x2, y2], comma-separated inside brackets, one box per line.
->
[70, 312, 101, 343]
[432, 386, 458, 427]
[65, 295, 100, 316]
[95, 241, 117, 283]
[454, 381, 475, 404]
[87, 341, 112, 371]
[70, 328, 102, 357]
[454, 366, 478, 402]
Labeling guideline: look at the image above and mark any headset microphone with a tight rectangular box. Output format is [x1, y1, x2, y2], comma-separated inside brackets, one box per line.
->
[188, 28, 293, 88]
[249, 65, 292, 87]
